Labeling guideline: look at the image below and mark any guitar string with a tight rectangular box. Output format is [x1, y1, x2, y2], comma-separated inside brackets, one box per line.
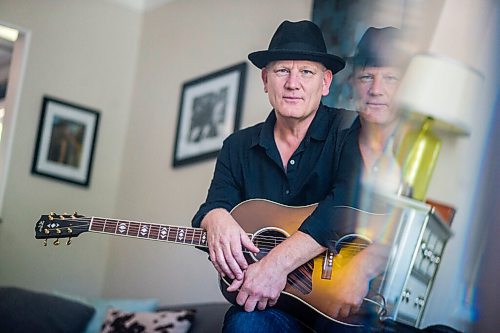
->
[42, 218, 371, 252]
[44, 217, 371, 250]
[45, 216, 371, 248]
[45, 217, 371, 251]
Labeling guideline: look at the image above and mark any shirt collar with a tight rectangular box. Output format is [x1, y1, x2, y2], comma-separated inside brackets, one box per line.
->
[251, 103, 330, 149]
[308, 103, 330, 141]
[250, 111, 275, 149]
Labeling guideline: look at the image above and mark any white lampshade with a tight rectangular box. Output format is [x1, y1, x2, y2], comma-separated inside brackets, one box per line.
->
[397, 53, 483, 136]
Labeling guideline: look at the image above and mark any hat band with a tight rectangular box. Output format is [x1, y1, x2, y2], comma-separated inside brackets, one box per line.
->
[271, 41, 326, 54]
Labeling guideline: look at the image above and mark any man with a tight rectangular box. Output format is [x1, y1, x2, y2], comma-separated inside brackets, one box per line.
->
[320, 27, 462, 333]
[192, 20, 365, 332]
[343, 26, 408, 196]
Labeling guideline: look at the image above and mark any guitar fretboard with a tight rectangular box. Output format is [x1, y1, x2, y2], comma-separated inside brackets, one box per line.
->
[89, 217, 208, 247]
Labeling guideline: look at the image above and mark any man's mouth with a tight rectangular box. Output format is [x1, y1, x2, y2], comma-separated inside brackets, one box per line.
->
[366, 102, 387, 107]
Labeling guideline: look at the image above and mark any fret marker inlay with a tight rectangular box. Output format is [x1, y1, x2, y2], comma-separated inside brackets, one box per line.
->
[118, 223, 127, 234]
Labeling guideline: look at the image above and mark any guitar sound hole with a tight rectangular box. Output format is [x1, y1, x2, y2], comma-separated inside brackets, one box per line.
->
[335, 234, 371, 253]
[252, 228, 287, 261]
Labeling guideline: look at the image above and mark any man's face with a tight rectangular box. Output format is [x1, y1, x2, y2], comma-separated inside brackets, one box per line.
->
[262, 60, 332, 121]
[352, 66, 402, 125]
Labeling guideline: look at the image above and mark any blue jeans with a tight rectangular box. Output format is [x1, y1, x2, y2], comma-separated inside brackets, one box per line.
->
[222, 306, 309, 333]
[222, 305, 370, 333]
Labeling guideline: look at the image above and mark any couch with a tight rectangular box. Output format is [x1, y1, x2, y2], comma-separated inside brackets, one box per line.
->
[160, 302, 231, 333]
[0, 286, 231, 333]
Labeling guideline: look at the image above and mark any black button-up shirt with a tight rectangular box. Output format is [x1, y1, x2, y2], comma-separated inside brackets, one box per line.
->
[191, 104, 356, 247]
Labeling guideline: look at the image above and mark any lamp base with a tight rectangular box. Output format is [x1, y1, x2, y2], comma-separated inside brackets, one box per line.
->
[397, 117, 442, 201]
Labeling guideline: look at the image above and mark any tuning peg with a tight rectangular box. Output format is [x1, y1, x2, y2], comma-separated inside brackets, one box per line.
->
[72, 212, 78, 218]
[56, 228, 61, 234]
[53, 239, 60, 246]
[66, 237, 72, 246]
[59, 215, 65, 220]
[43, 239, 47, 247]
[49, 213, 55, 221]
[44, 228, 49, 235]
[67, 227, 73, 234]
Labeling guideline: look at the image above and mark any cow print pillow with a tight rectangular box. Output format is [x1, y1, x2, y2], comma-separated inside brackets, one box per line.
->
[101, 308, 195, 333]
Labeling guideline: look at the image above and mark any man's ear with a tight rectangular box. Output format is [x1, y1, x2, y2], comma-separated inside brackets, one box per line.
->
[322, 69, 333, 96]
[261, 68, 268, 93]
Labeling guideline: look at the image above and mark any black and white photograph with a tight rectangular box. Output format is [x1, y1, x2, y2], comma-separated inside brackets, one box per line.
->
[172, 62, 246, 167]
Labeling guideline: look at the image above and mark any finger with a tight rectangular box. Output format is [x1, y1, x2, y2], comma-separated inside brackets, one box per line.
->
[268, 294, 279, 307]
[209, 250, 225, 277]
[241, 233, 260, 253]
[236, 290, 248, 307]
[268, 298, 278, 307]
[329, 305, 340, 318]
[351, 303, 361, 314]
[215, 247, 235, 279]
[226, 277, 244, 292]
[244, 296, 258, 312]
[257, 299, 268, 311]
[231, 245, 249, 273]
[339, 305, 351, 318]
[223, 245, 245, 280]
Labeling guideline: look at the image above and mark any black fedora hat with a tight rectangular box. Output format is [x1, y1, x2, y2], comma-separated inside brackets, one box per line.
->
[248, 20, 345, 74]
[352, 26, 409, 69]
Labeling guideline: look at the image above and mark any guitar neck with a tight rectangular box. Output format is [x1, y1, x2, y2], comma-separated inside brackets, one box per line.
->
[89, 217, 210, 248]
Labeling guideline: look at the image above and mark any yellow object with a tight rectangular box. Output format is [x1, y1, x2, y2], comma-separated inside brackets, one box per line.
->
[397, 117, 442, 200]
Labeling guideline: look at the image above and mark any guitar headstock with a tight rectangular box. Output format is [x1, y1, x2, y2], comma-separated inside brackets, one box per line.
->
[35, 213, 87, 246]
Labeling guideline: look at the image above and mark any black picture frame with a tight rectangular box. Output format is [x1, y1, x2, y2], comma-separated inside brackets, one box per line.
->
[31, 96, 100, 187]
[172, 62, 247, 167]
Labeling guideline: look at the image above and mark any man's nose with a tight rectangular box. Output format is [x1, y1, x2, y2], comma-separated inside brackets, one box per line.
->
[285, 71, 301, 89]
[368, 76, 383, 95]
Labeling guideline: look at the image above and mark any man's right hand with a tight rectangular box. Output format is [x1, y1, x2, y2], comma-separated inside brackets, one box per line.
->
[201, 208, 259, 281]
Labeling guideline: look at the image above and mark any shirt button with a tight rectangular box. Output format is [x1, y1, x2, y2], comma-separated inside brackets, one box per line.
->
[289, 159, 295, 165]
[285, 190, 290, 195]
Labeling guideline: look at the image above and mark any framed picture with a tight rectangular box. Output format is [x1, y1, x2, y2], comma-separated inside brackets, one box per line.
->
[31, 96, 100, 187]
[172, 62, 247, 167]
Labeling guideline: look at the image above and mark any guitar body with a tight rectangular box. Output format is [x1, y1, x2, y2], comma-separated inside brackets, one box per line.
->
[220, 199, 382, 328]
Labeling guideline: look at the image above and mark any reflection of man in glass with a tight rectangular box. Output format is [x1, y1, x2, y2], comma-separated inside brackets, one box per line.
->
[188, 87, 227, 142]
[47, 116, 85, 167]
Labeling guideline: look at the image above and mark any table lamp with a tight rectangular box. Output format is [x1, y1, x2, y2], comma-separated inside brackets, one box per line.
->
[395, 53, 483, 200]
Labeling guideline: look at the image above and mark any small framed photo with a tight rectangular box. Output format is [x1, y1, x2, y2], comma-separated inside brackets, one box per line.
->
[31, 96, 100, 187]
[172, 62, 247, 167]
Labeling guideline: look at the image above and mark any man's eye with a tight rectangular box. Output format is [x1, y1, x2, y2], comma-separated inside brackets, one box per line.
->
[384, 75, 400, 83]
[358, 75, 373, 82]
[300, 69, 314, 77]
[275, 68, 290, 76]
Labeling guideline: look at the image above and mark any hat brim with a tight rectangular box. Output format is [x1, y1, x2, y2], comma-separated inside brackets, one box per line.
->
[248, 50, 346, 74]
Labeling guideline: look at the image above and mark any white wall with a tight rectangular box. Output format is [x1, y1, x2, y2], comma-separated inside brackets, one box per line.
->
[0, 0, 141, 297]
[105, 0, 313, 305]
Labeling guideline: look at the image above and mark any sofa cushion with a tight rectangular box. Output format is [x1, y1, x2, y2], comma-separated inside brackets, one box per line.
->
[0, 287, 95, 333]
[101, 308, 195, 333]
[82, 297, 158, 333]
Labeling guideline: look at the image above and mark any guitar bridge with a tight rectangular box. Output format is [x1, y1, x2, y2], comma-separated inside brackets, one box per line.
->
[321, 250, 334, 279]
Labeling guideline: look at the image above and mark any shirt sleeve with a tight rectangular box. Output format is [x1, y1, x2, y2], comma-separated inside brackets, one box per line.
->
[298, 125, 363, 250]
[191, 135, 244, 228]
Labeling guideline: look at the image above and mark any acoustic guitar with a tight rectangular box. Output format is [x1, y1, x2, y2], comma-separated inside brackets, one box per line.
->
[35, 199, 389, 328]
